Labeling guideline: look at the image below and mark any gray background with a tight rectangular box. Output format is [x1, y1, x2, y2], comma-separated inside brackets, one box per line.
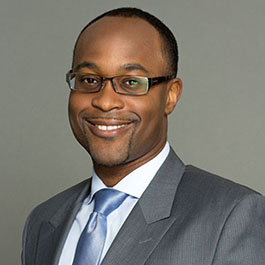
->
[1, 0, 265, 264]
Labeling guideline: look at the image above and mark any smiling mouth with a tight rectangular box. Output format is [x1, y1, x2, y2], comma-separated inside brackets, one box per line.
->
[83, 118, 134, 136]
[95, 124, 127, 131]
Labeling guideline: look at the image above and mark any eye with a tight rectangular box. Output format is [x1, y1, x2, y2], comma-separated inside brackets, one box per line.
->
[119, 76, 147, 93]
[124, 79, 139, 87]
[80, 76, 99, 85]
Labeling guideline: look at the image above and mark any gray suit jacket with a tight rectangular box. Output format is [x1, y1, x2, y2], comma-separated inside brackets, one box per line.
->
[22, 149, 265, 265]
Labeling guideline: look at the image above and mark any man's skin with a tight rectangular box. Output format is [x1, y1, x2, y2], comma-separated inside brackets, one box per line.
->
[21, 15, 265, 265]
[68, 16, 182, 187]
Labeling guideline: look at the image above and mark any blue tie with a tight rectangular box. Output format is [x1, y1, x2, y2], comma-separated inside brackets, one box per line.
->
[72, 188, 128, 265]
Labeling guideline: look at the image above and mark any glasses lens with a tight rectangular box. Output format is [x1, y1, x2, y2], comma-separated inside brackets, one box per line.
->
[116, 76, 148, 95]
[69, 73, 102, 92]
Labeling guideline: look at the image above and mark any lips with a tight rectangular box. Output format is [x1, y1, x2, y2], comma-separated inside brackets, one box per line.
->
[83, 117, 135, 137]
[95, 124, 126, 131]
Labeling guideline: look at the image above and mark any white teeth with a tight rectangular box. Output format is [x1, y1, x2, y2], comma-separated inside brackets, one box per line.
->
[96, 124, 126, 131]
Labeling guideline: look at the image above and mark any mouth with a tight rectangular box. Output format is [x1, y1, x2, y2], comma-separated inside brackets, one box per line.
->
[83, 118, 135, 137]
[95, 124, 127, 131]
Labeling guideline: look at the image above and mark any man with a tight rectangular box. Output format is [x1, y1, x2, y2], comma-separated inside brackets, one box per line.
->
[22, 7, 265, 265]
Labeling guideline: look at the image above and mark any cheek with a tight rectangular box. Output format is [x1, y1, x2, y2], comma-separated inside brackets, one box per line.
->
[69, 93, 90, 110]
[69, 93, 91, 116]
[68, 94, 88, 131]
[131, 94, 166, 137]
[142, 90, 167, 120]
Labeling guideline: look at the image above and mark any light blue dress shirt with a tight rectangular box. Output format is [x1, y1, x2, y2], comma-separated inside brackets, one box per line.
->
[58, 142, 170, 265]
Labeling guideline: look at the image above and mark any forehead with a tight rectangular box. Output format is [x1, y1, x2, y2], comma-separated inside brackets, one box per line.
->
[73, 17, 168, 75]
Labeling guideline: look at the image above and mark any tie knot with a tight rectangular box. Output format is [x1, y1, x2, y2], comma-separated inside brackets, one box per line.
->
[93, 188, 128, 216]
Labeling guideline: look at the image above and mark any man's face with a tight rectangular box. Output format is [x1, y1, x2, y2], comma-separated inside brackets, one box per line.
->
[69, 17, 181, 168]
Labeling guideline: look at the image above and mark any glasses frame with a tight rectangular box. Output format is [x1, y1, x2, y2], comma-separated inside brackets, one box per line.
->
[66, 70, 176, 95]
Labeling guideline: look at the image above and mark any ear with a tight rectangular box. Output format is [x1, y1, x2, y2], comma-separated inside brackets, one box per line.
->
[165, 78, 182, 115]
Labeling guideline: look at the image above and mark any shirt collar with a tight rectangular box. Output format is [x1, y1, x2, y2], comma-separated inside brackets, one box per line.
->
[85, 142, 170, 203]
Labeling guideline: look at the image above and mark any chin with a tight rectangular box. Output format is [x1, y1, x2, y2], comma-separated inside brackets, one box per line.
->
[85, 141, 131, 168]
[90, 151, 129, 168]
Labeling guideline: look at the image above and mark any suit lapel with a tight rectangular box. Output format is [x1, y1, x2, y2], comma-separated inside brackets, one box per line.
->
[101, 148, 185, 265]
[34, 179, 91, 265]
[34, 148, 186, 265]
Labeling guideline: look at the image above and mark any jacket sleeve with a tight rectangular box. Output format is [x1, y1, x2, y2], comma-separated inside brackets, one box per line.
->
[212, 193, 265, 265]
[21, 213, 31, 265]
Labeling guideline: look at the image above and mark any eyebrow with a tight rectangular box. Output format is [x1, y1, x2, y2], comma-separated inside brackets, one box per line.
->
[74, 61, 149, 74]
[75, 61, 99, 72]
[119, 63, 149, 73]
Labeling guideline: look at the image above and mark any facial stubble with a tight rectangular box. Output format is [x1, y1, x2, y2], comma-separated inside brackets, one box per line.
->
[81, 121, 137, 167]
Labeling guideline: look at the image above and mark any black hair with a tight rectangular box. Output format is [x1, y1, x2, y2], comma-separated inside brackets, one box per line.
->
[72, 7, 179, 76]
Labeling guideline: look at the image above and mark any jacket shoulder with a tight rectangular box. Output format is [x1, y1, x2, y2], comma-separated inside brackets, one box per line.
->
[22, 179, 90, 265]
[178, 165, 261, 213]
[27, 178, 90, 226]
[185, 165, 258, 193]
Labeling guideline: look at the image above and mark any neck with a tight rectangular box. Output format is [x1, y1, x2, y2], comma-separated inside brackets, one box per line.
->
[93, 143, 166, 187]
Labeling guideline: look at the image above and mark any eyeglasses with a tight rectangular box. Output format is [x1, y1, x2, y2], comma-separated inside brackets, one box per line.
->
[66, 70, 175, 95]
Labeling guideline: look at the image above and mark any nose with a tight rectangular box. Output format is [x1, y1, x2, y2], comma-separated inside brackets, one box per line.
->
[91, 80, 124, 112]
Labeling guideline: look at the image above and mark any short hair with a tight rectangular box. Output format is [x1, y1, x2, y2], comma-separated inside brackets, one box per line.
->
[72, 7, 179, 76]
